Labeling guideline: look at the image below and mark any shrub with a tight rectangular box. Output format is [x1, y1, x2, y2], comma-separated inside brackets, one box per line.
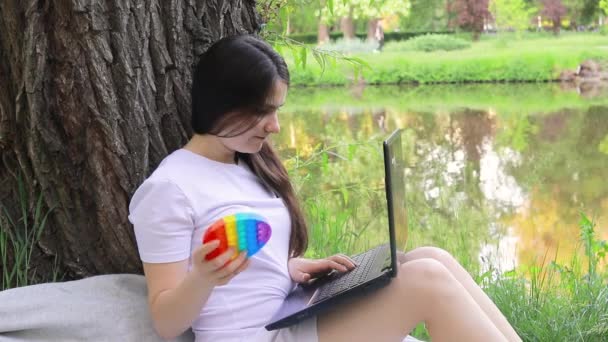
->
[317, 38, 378, 53]
[287, 31, 456, 44]
[386, 34, 472, 53]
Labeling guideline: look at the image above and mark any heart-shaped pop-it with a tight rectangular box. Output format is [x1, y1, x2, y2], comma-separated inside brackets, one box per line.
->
[202, 213, 272, 260]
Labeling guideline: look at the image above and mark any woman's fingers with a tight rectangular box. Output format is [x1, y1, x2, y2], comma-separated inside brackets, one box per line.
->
[209, 248, 237, 270]
[196, 240, 220, 259]
[215, 251, 248, 278]
[233, 258, 251, 275]
[327, 254, 357, 270]
[323, 259, 349, 273]
[216, 253, 251, 284]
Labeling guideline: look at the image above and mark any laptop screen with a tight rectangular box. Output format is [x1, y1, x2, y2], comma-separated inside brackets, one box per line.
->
[383, 129, 407, 277]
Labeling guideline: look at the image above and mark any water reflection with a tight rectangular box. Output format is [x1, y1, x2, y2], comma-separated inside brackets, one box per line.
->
[275, 84, 608, 274]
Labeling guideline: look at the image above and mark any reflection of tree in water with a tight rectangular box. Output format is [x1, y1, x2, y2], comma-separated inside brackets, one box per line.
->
[578, 106, 608, 149]
[447, 110, 497, 211]
[504, 107, 608, 268]
[451, 109, 496, 169]
[538, 110, 569, 142]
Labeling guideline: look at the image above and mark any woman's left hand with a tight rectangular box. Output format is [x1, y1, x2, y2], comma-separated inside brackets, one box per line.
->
[287, 254, 357, 284]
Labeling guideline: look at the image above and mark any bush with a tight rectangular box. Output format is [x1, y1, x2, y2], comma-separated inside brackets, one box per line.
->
[317, 38, 378, 53]
[390, 34, 472, 52]
[287, 31, 456, 44]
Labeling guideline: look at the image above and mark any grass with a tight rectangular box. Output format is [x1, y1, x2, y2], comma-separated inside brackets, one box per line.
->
[483, 213, 608, 341]
[288, 139, 390, 258]
[283, 83, 608, 116]
[1, 175, 57, 290]
[285, 33, 608, 86]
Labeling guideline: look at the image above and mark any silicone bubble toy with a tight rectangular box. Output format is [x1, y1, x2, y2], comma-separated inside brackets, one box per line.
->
[202, 213, 272, 260]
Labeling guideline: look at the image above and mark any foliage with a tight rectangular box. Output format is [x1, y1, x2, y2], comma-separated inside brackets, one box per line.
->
[1, 176, 57, 290]
[485, 214, 608, 341]
[401, 0, 449, 31]
[562, 0, 586, 27]
[395, 33, 472, 52]
[257, 0, 292, 30]
[447, 0, 492, 38]
[562, 0, 602, 26]
[540, 0, 567, 34]
[318, 0, 410, 23]
[601, 0, 608, 16]
[491, 0, 536, 32]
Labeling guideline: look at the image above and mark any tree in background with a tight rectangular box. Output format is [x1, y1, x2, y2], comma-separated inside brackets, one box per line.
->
[401, 0, 449, 31]
[447, 0, 492, 40]
[491, 0, 536, 33]
[540, 0, 567, 34]
[602, 0, 608, 14]
[560, 0, 602, 29]
[580, 0, 601, 27]
[259, 0, 320, 35]
[319, 0, 410, 41]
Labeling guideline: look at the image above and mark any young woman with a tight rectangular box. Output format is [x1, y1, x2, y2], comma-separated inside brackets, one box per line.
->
[128, 34, 521, 342]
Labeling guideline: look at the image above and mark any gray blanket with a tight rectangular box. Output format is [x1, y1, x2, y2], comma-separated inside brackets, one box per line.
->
[0, 274, 425, 342]
[0, 274, 193, 342]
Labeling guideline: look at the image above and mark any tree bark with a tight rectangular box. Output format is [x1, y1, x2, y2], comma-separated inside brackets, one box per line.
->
[340, 6, 355, 40]
[367, 19, 379, 42]
[0, 0, 261, 283]
[553, 18, 562, 35]
[318, 22, 330, 45]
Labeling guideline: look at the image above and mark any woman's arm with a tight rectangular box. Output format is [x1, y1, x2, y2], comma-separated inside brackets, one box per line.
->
[143, 241, 250, 339]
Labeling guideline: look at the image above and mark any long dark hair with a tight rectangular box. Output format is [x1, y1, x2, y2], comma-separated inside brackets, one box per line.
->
[191, 35, 308, 258]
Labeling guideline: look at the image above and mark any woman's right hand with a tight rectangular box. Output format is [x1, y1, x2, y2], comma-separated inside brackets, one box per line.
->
[191, 240, 251, 286]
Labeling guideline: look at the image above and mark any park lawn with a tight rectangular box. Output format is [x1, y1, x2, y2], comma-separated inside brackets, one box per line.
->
[286, 33, 608, 86]
[282, 83, 608, 116]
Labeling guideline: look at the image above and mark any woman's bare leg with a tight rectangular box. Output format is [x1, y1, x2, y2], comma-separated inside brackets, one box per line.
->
[399, 247, 521, 342]
[317, 258, 507, 342]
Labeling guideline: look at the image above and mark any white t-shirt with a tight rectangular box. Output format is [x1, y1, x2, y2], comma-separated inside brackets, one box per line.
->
[128, 149, 294, 341]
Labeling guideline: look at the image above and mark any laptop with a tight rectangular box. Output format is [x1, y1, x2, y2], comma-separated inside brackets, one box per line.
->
[265, 128, 407, 331]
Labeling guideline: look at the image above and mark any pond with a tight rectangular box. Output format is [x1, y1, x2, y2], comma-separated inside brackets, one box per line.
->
[273, 83, 608, 275]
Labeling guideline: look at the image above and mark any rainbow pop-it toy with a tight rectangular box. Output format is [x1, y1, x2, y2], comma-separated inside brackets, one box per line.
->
[202, 213, 272, 260]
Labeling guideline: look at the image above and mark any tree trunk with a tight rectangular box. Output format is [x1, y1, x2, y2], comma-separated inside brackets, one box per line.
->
[340, 7, 355, 40]
[553, 18, 561, 35]
[0, 0, 261, 283]
[318, 22, 330, 45]
[367, 19, 379, 42]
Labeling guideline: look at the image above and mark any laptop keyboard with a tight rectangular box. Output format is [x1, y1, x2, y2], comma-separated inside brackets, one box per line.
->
[311, 244, 389, 304]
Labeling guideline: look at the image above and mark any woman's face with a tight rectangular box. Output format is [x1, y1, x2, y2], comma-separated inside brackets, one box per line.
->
[218, 80, 287, 154]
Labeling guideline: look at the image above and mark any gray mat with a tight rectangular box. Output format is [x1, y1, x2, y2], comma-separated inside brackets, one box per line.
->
[0, 274, 193, 342]
[0, 274, 425, 342]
